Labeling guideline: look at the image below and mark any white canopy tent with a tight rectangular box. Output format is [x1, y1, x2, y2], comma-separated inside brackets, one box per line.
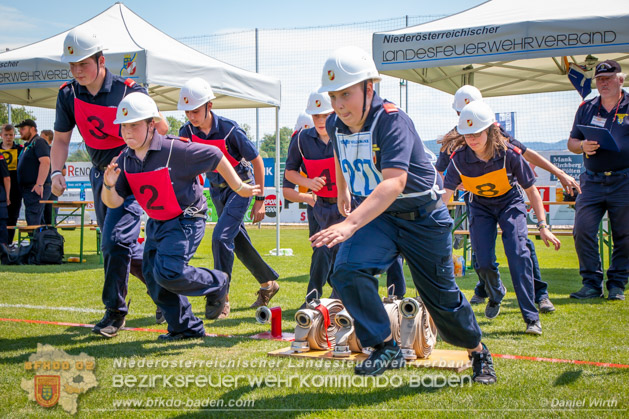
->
[372, 0, 629, 96]
[0, 2, 285, 250]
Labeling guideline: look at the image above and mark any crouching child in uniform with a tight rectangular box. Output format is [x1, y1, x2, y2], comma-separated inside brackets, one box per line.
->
[101, 93, 261, 341]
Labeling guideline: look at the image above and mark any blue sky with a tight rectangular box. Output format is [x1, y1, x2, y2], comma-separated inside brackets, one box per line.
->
[0, 0, 484, 51]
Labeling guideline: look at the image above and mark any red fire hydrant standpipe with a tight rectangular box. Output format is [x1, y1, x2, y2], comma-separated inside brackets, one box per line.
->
[253, 306, 294, 341]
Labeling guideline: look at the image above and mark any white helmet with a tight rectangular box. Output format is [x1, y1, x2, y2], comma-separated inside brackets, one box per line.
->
[318, 46, 382, 93]
[457, 101, 495, 135]
[61, 28, 105, 63]
[294, 112, 314, 131]
[452, 85, 483, 112]
[305, 91, 333, 115]
[178, 78, 216, 111]
[114, 93, 161, 124]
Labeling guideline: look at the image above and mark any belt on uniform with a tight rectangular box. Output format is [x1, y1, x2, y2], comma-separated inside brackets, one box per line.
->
[179, 212, 207, 219]
[211, 178, 253, 189]
[387, 199, 443, 221]
[317, 196, 338, 204]
[585, 167, 629, 176]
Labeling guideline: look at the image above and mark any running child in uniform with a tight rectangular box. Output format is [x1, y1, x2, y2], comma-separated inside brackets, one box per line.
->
[311, 46, 496, 383]
[102, 93, 260, 341]
[52, 28, 169, 335]
[441, 101, 561, 335]
[285, 92, 406, 303]
[437, 85, 578, 316]
[177, 78, 279, 319]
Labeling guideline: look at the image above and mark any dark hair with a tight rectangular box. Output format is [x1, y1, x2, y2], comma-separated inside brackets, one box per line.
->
[2, 123, 14, 132]
[92, 51, 103, 64]
[41, 129, 53, 139]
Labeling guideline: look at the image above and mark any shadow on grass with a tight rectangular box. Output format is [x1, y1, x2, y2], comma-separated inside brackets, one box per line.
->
[0, 327, 262, 366]
[272, 275, 309, 284]
[554, 370, 583, 386]
[172, 384, 442, 418]
[0, 260, 103, 274]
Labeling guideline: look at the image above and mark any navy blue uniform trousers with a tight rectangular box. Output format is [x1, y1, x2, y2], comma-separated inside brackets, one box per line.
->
[144, 217, 229, 334]
[308, 199, 406, 301]
[91, 167, 144, 315]
[473, 238, 548, 303]
[332, 204, 481, 349]
[462, 193, 548, 303]
[211, 185, 278, 283]
[574, 170, 629, 292]
[469, 190, 538, 322]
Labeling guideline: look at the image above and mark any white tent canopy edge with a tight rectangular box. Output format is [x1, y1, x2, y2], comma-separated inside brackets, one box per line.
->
[372, 0, 629, 96]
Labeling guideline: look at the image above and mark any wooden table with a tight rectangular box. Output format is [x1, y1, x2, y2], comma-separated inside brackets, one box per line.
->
[40, 200, 94, 263]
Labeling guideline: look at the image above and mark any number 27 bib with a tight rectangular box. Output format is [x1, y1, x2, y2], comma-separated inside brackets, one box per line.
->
[335, 110, 384, 197]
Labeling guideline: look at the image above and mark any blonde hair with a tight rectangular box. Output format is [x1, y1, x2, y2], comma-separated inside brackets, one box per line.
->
[440, 124, 508, 160]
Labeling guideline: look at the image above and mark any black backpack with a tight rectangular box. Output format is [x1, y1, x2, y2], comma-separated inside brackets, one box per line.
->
[28, 227, 65, 265]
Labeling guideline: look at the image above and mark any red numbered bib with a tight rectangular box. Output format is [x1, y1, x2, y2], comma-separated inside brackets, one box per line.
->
[302, 156, 337, 198]
[73, 97, 126, 150]
[125, 140, 183, 220]
[190, 134, 240, 171]
[126, 167, 182, 221]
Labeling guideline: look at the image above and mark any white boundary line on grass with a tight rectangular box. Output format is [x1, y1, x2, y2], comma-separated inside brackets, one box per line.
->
[0, 303, 153, 316]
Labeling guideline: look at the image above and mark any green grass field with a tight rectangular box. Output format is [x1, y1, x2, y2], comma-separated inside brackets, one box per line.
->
[1, 226, 628, 418]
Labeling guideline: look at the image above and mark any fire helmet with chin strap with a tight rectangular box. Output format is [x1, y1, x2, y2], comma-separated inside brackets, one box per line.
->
[178, 78, 216, 111]
[305, 91, 333, 115]
[457, 101, 495, 135]
[318, 46, 382, 93]
[61, 28, 106, 63]
[114, 93, 162, 124]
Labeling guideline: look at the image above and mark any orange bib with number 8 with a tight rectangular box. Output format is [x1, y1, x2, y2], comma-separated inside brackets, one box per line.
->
[453, 155, 512, 197]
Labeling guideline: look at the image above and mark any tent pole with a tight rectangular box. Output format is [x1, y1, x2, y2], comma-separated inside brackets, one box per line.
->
[255, 28, 260, 151]
[275, 107, 280, 254]
[7, 104, 11, 124]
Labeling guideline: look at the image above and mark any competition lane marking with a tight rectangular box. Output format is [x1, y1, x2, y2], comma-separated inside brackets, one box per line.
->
[2, 317, 628, 368]
[492, 353, 629, 369]
[0, 303, 151, 316]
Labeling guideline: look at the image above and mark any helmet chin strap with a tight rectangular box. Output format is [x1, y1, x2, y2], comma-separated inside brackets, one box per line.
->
[140, 122, 153, 150]
[361, 80, 368, 120]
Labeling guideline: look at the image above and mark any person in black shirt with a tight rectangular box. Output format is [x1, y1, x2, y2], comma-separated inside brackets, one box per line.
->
[16, 119, 50, 226]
